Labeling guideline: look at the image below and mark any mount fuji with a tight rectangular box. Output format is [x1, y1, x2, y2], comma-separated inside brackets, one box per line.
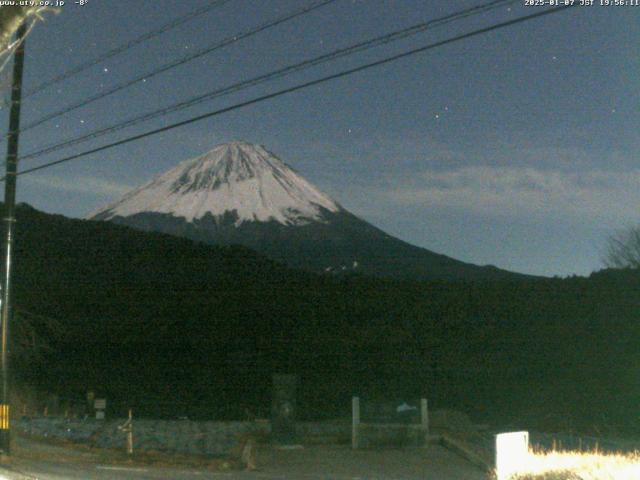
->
[90, 141, 524, 281]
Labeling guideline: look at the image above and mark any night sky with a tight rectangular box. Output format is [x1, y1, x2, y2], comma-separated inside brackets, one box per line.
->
[1, 0, 638, 277]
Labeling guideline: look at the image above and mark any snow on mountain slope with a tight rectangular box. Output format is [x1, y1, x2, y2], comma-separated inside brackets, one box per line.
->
[90, 141, 340, 226]
[90, 140, 531, 281]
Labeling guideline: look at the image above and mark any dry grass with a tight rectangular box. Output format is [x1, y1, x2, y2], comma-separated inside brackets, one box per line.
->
[502, 449, 640, 480]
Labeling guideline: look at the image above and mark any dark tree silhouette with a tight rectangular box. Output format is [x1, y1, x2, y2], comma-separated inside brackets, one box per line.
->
[604, 226, 640, 269]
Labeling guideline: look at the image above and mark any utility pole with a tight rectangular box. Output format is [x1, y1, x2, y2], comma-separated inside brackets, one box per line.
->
[0, 21, 27, 455]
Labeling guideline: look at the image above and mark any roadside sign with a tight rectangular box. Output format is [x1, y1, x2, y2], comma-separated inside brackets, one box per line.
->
[495, 431, 529, 480]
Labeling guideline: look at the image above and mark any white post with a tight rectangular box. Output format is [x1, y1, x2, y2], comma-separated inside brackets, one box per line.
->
[352, 397, 360, 449]
[420, 398, 429, 437]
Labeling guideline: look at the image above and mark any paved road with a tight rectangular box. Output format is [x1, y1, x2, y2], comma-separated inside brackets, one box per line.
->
[0, 437, 486, 480]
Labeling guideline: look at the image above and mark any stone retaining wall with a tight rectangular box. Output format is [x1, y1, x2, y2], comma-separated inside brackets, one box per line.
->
[17, 417, 351, 456]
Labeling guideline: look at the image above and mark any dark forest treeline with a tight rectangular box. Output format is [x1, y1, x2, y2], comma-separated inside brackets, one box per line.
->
[7, 204, 640, 433]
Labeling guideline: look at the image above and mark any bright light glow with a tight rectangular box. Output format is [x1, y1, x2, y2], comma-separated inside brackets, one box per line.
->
[496, 431, 529, 480]
[507, 449, 640, 480]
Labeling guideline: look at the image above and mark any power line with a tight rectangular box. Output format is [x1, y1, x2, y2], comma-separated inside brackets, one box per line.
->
[0, 0, 233, 107]
[4, 5, 576, 181]
[20, 0, 519, 162]
[13, 0, 338, 136]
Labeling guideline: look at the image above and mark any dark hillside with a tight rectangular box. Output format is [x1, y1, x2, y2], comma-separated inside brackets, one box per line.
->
[5, 204, 640, 433]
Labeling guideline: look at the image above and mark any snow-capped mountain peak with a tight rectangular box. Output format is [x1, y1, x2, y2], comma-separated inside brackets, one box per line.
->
[90, 141, 341, 226]
[90, 141, 528, 281]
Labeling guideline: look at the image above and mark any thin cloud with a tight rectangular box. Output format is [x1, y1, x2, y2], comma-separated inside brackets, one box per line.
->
[375, 166, 640, 225]
[24, 174, 135, 197]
